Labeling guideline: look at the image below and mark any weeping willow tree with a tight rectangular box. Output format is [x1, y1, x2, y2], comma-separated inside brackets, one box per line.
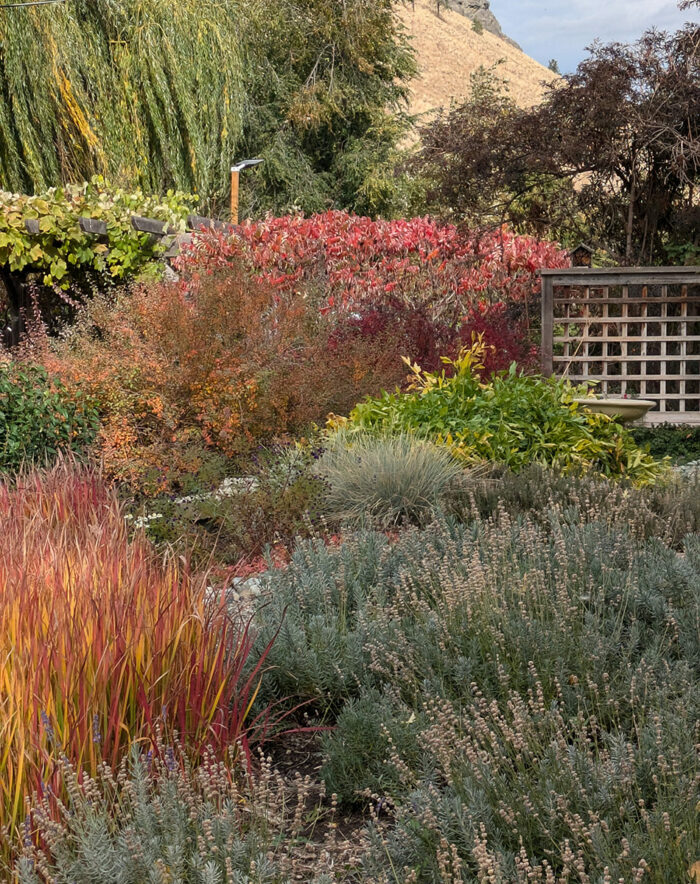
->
[235, 0, 417, 216]
[0, 0, 416, 216]
[0, 0, 245, 205]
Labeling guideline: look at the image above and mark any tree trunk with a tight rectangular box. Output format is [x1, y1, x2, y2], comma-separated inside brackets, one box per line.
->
[626, 174, 636, 264]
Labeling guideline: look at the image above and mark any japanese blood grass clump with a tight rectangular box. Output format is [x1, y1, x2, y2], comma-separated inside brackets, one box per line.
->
[252, 472, 700, 882]
[315, 433, 466, 528]
[333, 337, 665, 485]
[0, 464, 277, 861]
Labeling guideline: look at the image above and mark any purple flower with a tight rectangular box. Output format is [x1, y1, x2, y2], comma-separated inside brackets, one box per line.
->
[40, 711, 54, 743]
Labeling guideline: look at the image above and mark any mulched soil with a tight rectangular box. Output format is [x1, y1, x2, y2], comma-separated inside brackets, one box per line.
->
[266, 731, 375, 881]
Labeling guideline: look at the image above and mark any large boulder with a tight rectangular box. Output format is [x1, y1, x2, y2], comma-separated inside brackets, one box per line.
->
[445, 0, 520, 47]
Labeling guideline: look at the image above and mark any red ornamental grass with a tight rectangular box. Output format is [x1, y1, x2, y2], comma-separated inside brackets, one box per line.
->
[0, 463, 276, 848]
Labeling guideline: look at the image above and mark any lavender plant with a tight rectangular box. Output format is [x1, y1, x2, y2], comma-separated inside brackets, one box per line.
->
[15, 741, 335, 884]
[252, 469, 700, 882]
[457, 463, 700, 548]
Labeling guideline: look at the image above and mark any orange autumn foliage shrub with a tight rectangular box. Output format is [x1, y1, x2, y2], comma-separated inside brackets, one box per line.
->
[43, 262, 405, 493]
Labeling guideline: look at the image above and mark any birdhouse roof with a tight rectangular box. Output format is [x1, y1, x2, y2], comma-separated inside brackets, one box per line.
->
[568, 243, 594, 256]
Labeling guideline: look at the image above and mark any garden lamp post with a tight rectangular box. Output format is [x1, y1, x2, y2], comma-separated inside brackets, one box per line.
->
[230, 157, 263, 224]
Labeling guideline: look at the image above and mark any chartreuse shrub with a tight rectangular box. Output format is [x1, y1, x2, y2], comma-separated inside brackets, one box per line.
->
[0, 362, 98, 473]
[0, 464, 278, 860]
[251, 469, 700, 881]
[315, 433, 465, 528]
[333, 337, 665, 485]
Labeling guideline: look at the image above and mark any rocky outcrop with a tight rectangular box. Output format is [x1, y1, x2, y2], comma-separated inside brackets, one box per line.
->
[398, 0, 556, 121]
[444, 0, 520, 48]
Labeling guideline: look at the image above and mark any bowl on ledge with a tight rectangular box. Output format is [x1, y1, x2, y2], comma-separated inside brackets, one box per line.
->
[573, 397, 656, 423]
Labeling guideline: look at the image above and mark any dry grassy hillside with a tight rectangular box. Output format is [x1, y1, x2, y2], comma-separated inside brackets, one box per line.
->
[399, 0, 558, 122]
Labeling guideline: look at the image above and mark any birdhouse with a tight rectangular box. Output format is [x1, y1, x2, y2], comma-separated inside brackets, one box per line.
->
[569, 243, 594, 268]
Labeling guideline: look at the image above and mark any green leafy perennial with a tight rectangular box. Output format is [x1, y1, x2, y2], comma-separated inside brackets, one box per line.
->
[337, 337, 664, 484]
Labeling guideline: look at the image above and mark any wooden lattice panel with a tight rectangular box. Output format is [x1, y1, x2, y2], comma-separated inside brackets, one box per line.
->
[541, 267, 700, 425]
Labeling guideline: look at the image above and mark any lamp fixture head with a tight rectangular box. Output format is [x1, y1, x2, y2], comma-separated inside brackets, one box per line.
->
[230, 158, 264, 173]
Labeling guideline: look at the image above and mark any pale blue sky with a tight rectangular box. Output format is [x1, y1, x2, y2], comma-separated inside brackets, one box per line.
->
[493, 0, 696, 72]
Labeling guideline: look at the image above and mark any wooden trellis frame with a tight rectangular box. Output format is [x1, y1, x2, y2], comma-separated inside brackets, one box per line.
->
[541, 266, 700, 425]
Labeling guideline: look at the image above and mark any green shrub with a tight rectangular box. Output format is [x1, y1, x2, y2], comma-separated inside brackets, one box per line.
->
[335, 338, 665, 485]
[320, 689, 428, 805]
[316, 434, 465, 528]
[15, 742, 333, 884]
[630, 424, 700, 464]
[0, 362, 98, 473]
[255, 468, 700, 719]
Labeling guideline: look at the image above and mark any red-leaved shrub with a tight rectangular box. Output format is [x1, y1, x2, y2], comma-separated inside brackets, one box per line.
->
[178, 211, 568, 325]
[30, 213, 564, 493]
[457, 301, 539, 375]
[178, 210, 565, 380]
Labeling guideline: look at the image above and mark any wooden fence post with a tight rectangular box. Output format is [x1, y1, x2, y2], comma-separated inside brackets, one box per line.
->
[541, 273, 554, 376]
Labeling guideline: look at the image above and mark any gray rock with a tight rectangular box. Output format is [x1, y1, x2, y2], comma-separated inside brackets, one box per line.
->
[443, 0, 520, 48]
[231, 575, 266, 599]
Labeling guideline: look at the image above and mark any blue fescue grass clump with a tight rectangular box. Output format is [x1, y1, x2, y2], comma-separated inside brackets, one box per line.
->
[314, 433, 465, 528]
